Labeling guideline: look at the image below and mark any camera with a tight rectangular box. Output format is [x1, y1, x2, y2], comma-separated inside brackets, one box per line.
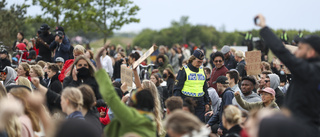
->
[37, 30, 42, 35]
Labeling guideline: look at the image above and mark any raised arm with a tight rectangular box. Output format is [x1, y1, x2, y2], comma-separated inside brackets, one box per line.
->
[234, 91, 254, 111]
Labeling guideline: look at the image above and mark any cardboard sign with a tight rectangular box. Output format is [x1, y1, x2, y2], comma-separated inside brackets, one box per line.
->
[132, 45, 158, 69]
[245, 50, 261, 75]
[121, 65, 133, 88]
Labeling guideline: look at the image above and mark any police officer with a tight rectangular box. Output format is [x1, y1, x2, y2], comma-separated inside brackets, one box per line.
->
[174, 49, 210, 122]
[280, 30, 289, 44]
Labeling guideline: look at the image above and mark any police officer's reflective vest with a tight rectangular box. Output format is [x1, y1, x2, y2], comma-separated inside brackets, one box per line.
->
[299, 33, 303, 38]
[281, 33, 288, 41]
[245, 33, 252, 40]
[181, 65, 205, 97]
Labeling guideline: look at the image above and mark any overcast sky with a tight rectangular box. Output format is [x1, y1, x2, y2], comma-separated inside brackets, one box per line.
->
[7, 0, 320, 33]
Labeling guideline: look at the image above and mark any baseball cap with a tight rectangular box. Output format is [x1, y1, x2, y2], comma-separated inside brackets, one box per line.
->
[40, 24, 50, 30]
[55, 31, 64, 37]
[300, 35, 320, 54]
[16, 43, 26, 50]
[0, 49, 8, 54]
[242, 76, 256, 85]
[54, 26, 64, 32]
[213, 76, 229, 84]
[55, 57, 64, 63]
[221, 45, 230, 54]
[192, 49, 205, 60]
[259, 87, 275, 97]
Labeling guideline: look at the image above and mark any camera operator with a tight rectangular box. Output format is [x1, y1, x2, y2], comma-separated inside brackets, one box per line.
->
[50, 27, 71, 62]
[35, 24, 55, 62]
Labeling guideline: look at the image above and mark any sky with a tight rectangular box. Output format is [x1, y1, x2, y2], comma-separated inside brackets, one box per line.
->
[6, 0, 320, 33]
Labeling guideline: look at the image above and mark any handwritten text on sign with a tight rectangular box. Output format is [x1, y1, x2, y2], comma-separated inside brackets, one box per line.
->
[245, 50, 261, 75]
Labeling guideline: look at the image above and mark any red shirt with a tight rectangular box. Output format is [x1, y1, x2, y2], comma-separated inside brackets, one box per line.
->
[98, 107, 110, 125]
[58, 59, 74, 82]
[15, 76, 32, 81]
[208, 65, 228, 91]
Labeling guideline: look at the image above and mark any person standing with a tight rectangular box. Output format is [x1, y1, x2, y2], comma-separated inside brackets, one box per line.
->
[100, 48, 113, 78]
[256, 14, 320, 137]
[12, 32, 25, 51]
[280, 30, 289, 44]
[234, 50, 247, 78]
[50, 28, 71, 62]
[35, 24, 55, 62]
[174, 49, 210, 122]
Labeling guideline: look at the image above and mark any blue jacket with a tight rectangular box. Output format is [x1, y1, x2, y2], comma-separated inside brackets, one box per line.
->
[50, 36, 71, 62]
[207, 88, 234, 129]
[66, 111, 85, 120]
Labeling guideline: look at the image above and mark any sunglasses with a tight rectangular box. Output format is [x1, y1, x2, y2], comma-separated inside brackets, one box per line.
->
[265, 80, 270, 83]
[0, 72, 6, 75]
[214, 60, 223, 63]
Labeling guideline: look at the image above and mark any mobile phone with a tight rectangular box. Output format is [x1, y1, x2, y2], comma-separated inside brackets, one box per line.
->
[254, 16, 259, 25]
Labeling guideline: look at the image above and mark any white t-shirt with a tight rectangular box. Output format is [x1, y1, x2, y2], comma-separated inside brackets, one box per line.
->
[100, 55, 114, 77]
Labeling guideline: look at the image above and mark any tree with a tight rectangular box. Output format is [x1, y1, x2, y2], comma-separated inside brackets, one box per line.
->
[0, 0, 29, 50]
[30, 0, 140, 44]
[171, 16, 191, 44]
[82, 0, 140, 43]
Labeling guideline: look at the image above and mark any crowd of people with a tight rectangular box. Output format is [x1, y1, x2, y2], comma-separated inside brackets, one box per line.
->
[0, 14, 319, 137]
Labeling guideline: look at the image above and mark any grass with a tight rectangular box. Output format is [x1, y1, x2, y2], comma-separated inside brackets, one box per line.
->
[90, 36, 134, 53]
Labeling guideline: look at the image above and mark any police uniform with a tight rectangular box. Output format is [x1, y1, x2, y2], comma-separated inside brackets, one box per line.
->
[173, 49, 210, 122]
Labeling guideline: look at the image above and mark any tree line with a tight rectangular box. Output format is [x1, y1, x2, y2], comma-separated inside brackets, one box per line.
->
[133, 16, 320, 49]
[0, 0, 139, 48]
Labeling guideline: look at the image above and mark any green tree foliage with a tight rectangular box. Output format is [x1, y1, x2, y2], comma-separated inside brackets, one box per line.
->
[0, 0, 29, 49]
[81, 0, 140, 43]
[29, 0, 140, 44]
[133, 16, 320, 49]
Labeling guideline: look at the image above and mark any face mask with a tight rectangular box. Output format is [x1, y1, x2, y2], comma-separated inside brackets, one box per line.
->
[163, 74, 167, 79]
[77, 67, 90, 79]
[159, 62, 164, 67]
[280, 71, 285, 75]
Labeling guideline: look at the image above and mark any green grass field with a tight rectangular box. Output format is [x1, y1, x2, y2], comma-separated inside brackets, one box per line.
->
[90, 37, 134, 53]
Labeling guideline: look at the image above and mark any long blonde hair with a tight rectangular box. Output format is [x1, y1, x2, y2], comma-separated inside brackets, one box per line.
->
[0, 83, 21, 137]
[164, 110, 204, 135]
[142, 80, 163, 135]
[61, 87, 83, 111]
[17, 77, 33, 92]
[30, 65, 44, 77]
[223, 105, 242, 125]
[0, 82, 6, 98]
[9, 87, 41, 132]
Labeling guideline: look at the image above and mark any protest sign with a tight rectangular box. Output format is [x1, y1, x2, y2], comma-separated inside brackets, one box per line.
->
[132, 45, 158, 69]
[245, 50, 261, 75]
[121, 65, 133, 88]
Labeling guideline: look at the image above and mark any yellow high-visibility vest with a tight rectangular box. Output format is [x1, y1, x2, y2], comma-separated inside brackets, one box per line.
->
[181, 65, 206, 97]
